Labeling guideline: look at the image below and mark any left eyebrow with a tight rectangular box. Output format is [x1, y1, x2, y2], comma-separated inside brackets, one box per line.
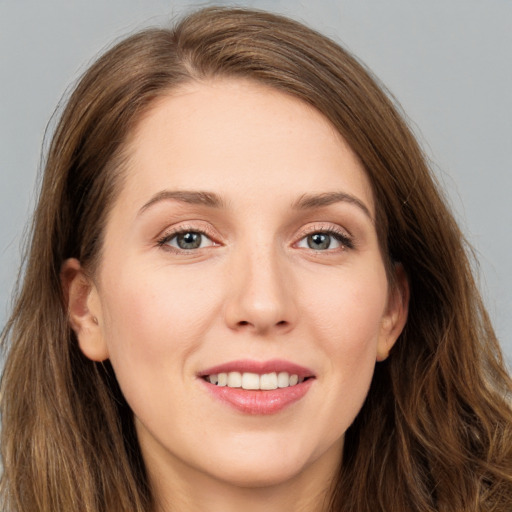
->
[292, 192, 373, 221]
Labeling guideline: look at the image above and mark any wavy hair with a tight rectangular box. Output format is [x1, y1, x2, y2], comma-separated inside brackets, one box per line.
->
[1, 7, 511, 511]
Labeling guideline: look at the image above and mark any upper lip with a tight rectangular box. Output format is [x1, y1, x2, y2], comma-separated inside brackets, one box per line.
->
[198, 359, 315, 379]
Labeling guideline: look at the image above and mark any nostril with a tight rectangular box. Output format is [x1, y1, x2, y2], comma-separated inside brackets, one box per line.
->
[235, 320, 288, 329]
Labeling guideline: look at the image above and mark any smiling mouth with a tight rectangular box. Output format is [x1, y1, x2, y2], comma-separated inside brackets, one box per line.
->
[203, 371, 311, 390]
[199, 360, 315, 414]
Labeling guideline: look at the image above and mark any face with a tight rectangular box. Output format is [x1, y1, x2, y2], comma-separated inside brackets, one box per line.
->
[68, 79, 407, 493]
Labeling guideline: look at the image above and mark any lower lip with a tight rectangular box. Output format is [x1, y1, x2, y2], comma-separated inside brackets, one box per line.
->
[200, 379, 314, 415]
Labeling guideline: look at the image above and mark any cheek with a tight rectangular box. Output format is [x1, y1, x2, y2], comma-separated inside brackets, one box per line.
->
[304, 264, 388, 352]
[98, 262, 223, 388]
[302, 265, 388, 417]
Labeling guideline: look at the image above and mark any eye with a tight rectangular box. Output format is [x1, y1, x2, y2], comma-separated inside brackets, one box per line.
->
[158, 230, 216, 251]
[296, 230, 352, 251]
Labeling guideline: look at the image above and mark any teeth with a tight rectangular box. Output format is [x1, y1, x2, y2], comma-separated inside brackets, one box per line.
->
[260, 372, 278, 390]
[277, 371, 289, 388]
[242, 372, 260, 390]
[207, 371, 303, 390]
[227, 371, 242, 387]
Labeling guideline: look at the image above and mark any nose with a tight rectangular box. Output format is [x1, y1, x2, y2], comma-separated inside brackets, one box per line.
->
[223, 244, 298, 336]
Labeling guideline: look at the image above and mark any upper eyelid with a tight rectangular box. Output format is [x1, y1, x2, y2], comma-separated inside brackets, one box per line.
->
[294, 222, 352, 238]
[157, 221, 219, 240]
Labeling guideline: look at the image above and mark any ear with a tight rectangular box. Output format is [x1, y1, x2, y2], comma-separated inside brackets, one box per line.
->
[376, 263, 409, 362]
[61, 258, 109, 362]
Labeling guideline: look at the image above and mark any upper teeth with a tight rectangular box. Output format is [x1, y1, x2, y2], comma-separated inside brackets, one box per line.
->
[207, 371, 303, 390]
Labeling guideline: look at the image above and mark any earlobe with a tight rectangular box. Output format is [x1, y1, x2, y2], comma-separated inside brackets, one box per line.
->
[61, 258, 109, 362]
[377, 263, 409, 362]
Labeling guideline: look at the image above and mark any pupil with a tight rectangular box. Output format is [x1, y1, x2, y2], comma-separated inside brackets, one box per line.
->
[178, 232, 201, 249]
[308, 233, 330, 250]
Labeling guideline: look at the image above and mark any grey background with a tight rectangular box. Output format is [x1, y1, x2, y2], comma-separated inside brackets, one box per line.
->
[1, 0, 511, 363]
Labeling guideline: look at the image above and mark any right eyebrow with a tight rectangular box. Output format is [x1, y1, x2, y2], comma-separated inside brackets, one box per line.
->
[138, 190, 225, 216]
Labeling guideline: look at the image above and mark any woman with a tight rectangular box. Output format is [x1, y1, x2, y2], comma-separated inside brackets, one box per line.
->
[1, 6, 511, 512]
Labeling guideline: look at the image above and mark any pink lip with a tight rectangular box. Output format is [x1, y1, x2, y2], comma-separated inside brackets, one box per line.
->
[198, 359, 315, 379]
[198, 359, 315, 415]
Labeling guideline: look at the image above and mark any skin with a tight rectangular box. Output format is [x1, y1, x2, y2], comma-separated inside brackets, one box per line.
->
[64, 79, 408, 512]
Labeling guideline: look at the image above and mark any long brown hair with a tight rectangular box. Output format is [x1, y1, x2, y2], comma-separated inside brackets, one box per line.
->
[2, 7, 511, 511]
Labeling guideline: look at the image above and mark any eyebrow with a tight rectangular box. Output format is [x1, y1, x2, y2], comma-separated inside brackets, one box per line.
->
[292, 192, 373, 221]
[138, 190, 225, 215]
[138, 189, 372, 221]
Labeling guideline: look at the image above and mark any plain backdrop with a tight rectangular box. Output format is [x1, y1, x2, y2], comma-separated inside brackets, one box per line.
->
[1, 0, 511, 363]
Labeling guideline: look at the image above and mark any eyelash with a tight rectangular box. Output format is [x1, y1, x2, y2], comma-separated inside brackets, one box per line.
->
[156, 225, 218, 252]
[295, 225, 354, 251]
[156, 224, 354, 253]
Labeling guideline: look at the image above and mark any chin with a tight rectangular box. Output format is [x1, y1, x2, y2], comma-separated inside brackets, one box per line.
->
[197, 434, 339, 489]
[207, 457, 309, 489]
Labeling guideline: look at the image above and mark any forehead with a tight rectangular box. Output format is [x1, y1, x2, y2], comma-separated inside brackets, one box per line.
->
[118, 78, 374, 215]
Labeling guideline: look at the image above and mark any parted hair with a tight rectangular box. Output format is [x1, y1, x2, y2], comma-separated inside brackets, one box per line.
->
[1, 7, 511, 512]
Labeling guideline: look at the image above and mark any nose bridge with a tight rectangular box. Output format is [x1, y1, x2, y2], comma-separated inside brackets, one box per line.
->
[224, 237, 296, 334]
